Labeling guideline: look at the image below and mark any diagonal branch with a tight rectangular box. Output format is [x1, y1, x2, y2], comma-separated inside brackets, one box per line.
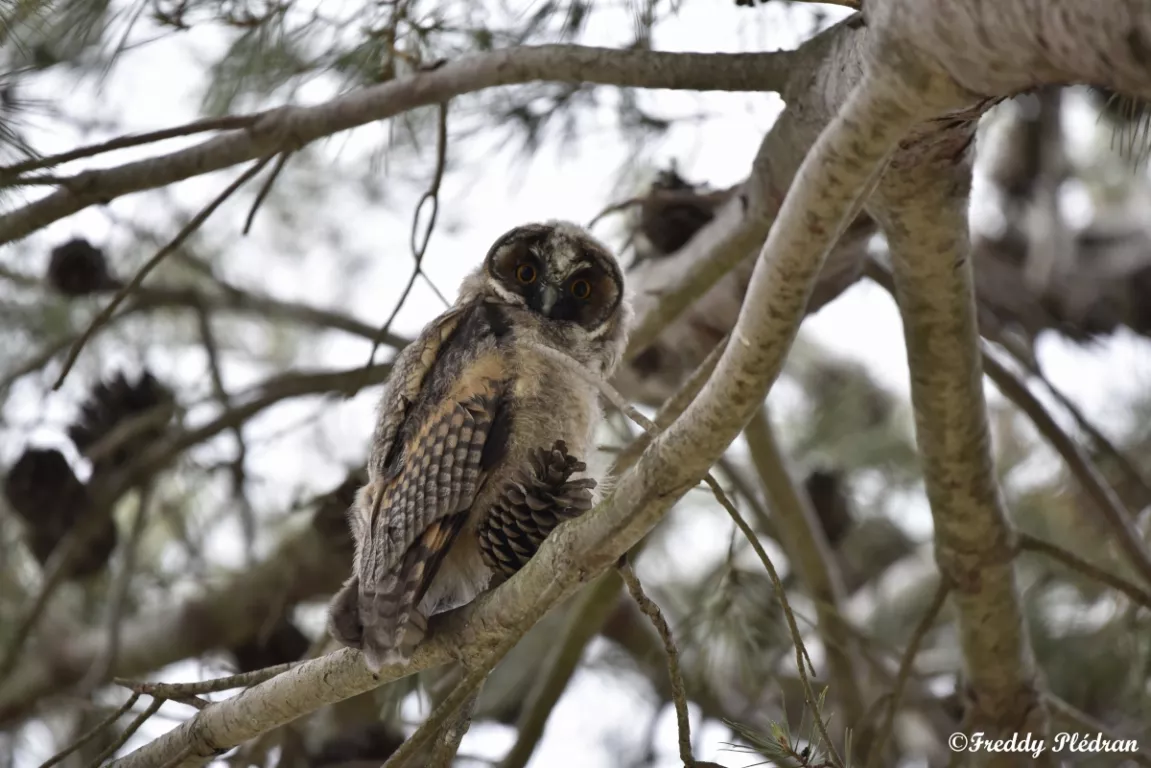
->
[978, 344, 1151, 586]
[0, 46, 795, 245]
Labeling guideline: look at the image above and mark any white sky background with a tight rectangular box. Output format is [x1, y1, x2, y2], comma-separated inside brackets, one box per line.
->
[6, 0, 1151, 766]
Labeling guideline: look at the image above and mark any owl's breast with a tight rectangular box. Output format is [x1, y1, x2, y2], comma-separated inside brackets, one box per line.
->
[510, 347, 600, 451]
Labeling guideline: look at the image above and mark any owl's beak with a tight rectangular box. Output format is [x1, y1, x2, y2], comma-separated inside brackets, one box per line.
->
[539, 284, 560, 314]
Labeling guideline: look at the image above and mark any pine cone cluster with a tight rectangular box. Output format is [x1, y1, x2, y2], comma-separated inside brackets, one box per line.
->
[478, 440, 596, 581]
[2, 369, 175, 578]
[46, 238, 121, 296]
[2, 448, 117, 577]
[69, 371, 175, 477]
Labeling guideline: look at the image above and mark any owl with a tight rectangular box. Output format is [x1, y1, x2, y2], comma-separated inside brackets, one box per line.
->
[328, 220, 631, 670]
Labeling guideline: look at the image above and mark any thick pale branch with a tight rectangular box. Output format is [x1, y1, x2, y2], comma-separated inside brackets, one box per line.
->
[0, 46, 794, 245]
[872, 0, 1151, 103]
[869, 145, 1050, 763]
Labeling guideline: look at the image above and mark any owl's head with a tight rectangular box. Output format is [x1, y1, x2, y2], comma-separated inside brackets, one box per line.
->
[468, 221, 630, 368]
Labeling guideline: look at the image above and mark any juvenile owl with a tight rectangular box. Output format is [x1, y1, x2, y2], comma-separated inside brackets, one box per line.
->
[328, 220, 631, 670]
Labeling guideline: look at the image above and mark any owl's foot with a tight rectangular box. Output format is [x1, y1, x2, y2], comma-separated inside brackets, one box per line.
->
[478, 439, 597, 580]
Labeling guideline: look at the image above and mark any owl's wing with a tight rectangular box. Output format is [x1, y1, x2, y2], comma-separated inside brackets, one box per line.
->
[336, 333, 512, 670]
[367, 305, 471, 484]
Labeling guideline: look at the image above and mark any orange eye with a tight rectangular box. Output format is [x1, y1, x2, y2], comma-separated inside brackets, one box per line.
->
[515, 264, 537, 284]
[570, 279, 592, 299]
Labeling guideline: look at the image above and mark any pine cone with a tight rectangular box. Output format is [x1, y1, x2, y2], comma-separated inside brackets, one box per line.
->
[2, 448, 117, 577]
[230, 617, 310, 672]
[69, 371, 175, 477]
[478, 440, 597, 580]
[46, 238, 120, 296]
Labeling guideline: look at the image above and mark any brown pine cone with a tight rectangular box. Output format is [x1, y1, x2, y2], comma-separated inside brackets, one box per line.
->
[3, 448, 117, 577]
[478, 440, 597, 580]
[46, 238, 121, 296]
[68, 370, 175, 477]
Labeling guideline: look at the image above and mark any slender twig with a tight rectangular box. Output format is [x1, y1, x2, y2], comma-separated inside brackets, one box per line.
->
[867, 261, 1151, 589]
[714, 456, 777, 540]
[381, 662, 499, 768]
[243, 151, 293, 235]
[52, 155, 274, 390]
[744, 406, 867, 751]
[114, 662, 301, 698]
[980, 344, 1151, 587]
[704, 474, 843, 768]
[1028, 360, 1151, 509]
[586, 195, 645, 229]
[85, 698, 165, 768]
[81, 485, 155, 694]
[170, 696, 209, 711]
[864, 579, 950, 768]
[0, 115, 259, 179]
[618, 559, 695, 767]
[364, 102, 449, 377]
[1017, 533, 1151, 609]
[194, 302, 255, 556]
[36, 693, 142, 768]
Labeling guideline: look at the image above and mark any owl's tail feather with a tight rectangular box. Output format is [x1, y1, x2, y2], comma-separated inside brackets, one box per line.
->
[357, 568, 426, 672]
[358, 512, 468, 670]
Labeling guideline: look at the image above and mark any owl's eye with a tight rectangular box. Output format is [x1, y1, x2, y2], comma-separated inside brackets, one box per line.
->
[570, 279, 592, 300]
[515, 264, 537, 284]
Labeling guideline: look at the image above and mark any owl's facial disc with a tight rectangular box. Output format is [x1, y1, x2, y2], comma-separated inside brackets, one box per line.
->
[483, 222, 623, 334]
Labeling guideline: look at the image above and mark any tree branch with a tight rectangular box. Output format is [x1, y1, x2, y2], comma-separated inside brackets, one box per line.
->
[979, 344, 1151, 586]
[0, 46, 795, 245]
[869, 129, 1051, 763]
